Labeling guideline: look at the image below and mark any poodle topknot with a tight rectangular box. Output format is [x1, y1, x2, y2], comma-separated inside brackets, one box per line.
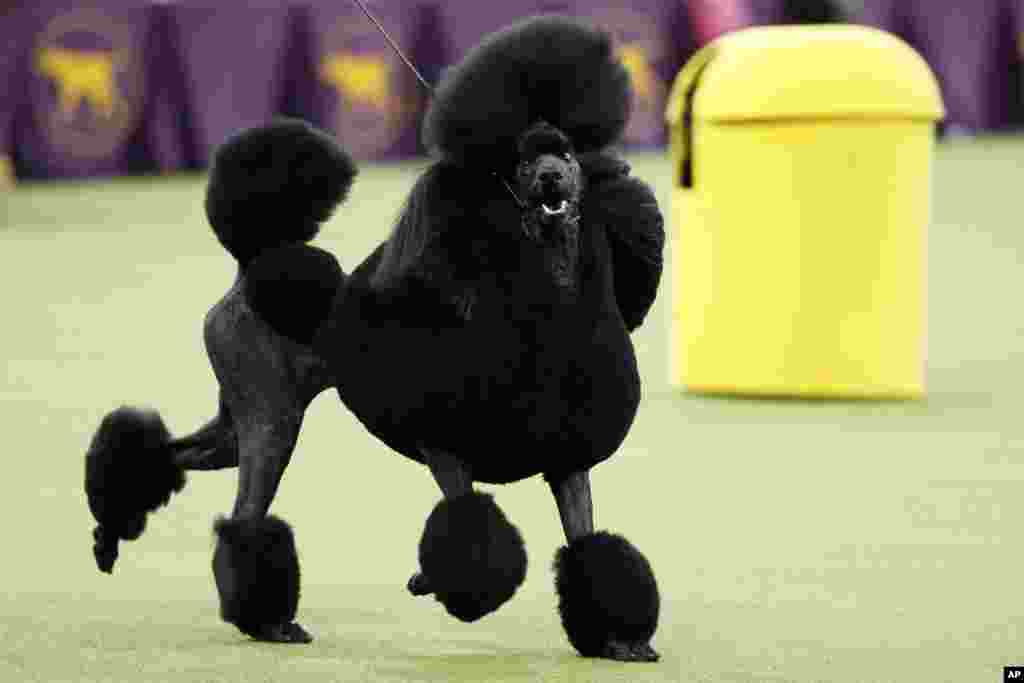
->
[517, 120, 575, 160]
[422, 15, 633, 170]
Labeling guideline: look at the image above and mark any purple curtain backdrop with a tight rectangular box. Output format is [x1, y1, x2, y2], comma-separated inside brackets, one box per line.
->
[4, 1, 1023, 181]
[8, 0, 187, 179]
[0, 5, 21, 168]
[162, 0, 295, 166]
[746, 0, 786, 25]
[292, 0, 431, 160]
[858, 0, 1024, 132]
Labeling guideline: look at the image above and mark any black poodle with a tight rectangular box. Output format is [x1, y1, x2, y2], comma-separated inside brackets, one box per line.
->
[84, 15, 664, 662]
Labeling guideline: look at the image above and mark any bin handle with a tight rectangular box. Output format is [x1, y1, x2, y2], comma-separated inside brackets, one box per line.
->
[666, 43, 718, 188]
[680, 79, 699, 188]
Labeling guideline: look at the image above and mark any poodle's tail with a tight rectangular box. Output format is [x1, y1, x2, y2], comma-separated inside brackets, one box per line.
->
[204, 119, 354, 345]
[204, 119, 358, 267]
[85, 405, 236, 574]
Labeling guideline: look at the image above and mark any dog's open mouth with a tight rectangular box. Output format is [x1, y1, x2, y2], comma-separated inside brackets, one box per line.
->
[524, 191, 576, 238]
[527, 188, 573, 228]
[539, 199, 569, 218]
[522, 194, 579, 290]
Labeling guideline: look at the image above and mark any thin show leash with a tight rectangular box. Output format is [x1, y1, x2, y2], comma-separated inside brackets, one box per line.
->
[349, 0, 528, 210]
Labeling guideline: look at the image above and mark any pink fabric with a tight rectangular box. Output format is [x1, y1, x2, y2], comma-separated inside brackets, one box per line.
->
[687, 0, 753, 44]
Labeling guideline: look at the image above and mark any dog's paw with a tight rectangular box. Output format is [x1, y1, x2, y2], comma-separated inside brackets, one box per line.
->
[407, 571, 433, 596]
[554, 532, 660, 660]
[92, 525, 118, 574]
[248, 622, 313, 644]
[600, 640, 660, 662]
[418, 492, 527, 622]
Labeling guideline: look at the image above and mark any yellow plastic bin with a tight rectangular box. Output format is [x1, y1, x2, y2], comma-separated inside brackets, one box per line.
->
[665, 25, 943, 399]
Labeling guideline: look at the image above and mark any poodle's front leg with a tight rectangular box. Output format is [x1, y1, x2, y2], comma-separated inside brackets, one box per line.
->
[212, 412, 311, 644]
[407, 448, 473, 595]
[422, 447, 474, 499]
[548, 469, 661, 663]
[407, 448, 527, 622]
[549, 470, 594, 541]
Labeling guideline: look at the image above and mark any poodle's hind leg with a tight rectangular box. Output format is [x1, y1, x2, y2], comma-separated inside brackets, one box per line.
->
[229, 415, 302, 520]
[548, 470, 661, 663]
[211, 392, 312, 644]
[205, 299, 329, 645]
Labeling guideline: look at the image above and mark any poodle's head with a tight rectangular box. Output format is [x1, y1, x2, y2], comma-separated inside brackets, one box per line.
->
[515, 121, 583, 290]
[423, 15, 632, 169]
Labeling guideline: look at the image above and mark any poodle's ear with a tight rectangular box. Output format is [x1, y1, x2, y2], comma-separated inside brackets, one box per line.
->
[423, 15, 632, 169]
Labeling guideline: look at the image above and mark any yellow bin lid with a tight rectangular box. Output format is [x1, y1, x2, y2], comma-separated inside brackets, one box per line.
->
[666, 25, 945, 124]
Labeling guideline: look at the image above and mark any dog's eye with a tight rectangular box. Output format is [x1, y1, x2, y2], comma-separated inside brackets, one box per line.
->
[563, 153, 573, 162]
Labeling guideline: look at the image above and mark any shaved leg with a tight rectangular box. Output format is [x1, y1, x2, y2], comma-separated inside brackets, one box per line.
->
[172, 401, 239, 471]
[548, 470, 594, 542]
[209, 343, 309, 643]
[214, 412, 310, 644]
[202, 275, 331, 645]
[230, 420, 300, 520]
[421, 448, 473, 499]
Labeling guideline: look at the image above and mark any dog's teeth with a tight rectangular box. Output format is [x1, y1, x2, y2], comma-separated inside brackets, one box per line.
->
[541, 201, 568, 216]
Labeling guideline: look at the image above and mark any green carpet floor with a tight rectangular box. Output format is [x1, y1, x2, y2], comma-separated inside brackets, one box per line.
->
[2, 138, 1023, 682]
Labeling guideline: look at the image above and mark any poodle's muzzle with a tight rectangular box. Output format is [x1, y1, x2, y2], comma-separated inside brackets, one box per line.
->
[528, 157, 574, 223]
[519, 154, 582, 289]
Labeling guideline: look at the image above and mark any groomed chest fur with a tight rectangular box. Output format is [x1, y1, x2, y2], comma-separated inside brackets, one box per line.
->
[325, 258, 641, 477]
